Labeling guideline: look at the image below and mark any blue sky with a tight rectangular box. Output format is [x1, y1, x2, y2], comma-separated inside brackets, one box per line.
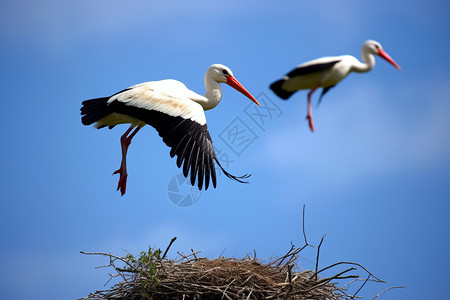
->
[1, 1, 449, 299]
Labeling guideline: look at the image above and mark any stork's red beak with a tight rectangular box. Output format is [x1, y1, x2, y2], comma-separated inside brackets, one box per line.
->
[226, 76, 261, 106]
[378, 48, 401, 70]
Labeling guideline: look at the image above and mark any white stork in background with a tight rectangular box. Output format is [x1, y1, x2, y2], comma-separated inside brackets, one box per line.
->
[270, 40, 401, 132]
[81, 64, 260, 196]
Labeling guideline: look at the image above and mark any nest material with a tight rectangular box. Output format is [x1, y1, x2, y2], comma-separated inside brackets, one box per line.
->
[80, 209, 404, 300]
[81, 255, 342, 300]
[79, 237, 397, 300]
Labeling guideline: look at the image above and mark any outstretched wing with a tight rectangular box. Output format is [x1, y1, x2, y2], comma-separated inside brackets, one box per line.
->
[82, 80, 249, 190]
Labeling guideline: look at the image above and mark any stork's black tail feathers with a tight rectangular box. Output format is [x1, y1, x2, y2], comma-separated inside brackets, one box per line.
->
[80, 97, 110, 126]
[269, 79, 296, 100]
[214, 157, 251, 184]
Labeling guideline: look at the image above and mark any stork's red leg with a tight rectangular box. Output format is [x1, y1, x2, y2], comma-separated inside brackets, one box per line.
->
[113, 126, 141, 196]
[306, 85, 320, 132]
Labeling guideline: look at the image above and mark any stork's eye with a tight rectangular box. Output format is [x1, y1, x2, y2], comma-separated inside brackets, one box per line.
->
[222, 69, 229, 75]
[374, 44, 379, 49]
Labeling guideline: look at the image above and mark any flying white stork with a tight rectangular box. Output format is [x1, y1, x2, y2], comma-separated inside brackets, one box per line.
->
[81, 64, 260, 196]
[270, 40, 401, 132]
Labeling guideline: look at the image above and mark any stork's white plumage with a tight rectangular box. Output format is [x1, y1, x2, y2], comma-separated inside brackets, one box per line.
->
[81, 64, 260, 195]
[270, 40, 401, 132]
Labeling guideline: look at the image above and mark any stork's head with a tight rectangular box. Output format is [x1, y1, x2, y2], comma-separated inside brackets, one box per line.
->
[364, 40, 401, 70]
[207, 64, 261, 106]
[208, 64, 234, 83]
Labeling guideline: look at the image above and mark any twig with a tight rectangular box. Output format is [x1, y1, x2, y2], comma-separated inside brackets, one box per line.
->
[351, 274, 370, 299]
[287, 264, 293, 284]
[245, 287, 253, 300]
[370, 285, 405, 300]
[80, 251, 138, 273]
[162, 237, 177, 259]
[335, 286, 358, 299]
[314, 261, 385, 283]
[220, 278, 236, 299]
[314, 234, 326, 281]
[176, 251, 188, 262]
[340, 278, 380, 289]
[302, 204, 308, 245]
[241, 275, 254, 286]
[316, 267, 357, 285]
[219, 248, 226, 258]
[275, 242, 296, 267]
[191, 248, 199, 260]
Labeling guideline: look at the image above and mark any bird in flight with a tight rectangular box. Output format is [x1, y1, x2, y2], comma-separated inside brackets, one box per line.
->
[81, 64, 260, 195]
[270, 40, 401, 132]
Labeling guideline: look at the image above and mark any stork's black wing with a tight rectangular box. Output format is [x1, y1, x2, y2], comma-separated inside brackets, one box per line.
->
[286, 60, 341, 78]
[82, 97, 250, 190]
[270, 60, 341, 100]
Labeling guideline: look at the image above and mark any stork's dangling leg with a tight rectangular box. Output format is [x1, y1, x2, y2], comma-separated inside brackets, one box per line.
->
[306, 85, 320, 132]
[113, 125, 141, 196]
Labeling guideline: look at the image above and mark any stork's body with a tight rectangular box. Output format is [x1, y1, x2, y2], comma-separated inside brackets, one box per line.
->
[81, 64, 260, 195]
[270, 40, 401, 132]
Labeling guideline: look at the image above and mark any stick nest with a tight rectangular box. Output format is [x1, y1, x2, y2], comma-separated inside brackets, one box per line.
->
[79, 237, 401, 300]
[80, 209, 403, 299]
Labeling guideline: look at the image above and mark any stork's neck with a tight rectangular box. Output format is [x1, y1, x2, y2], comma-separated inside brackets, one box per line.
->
[351, 49, 376, 73]
[201, 75, 222, 111]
